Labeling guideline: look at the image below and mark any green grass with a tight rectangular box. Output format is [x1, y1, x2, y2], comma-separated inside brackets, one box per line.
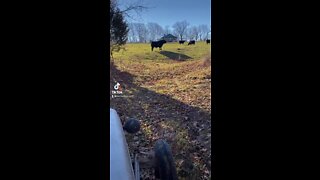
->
[111, 41, 211, 110]
[112, 41, 211, 62]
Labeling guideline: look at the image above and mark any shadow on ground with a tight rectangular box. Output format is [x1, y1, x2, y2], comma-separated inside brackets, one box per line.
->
[159, 51, 192, 61]
[110, 63, 212, 179]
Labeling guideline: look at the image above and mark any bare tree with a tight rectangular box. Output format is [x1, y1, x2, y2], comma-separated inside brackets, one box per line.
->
[189, 26, 200, 41]
[154, 23, 164, 40]
[147, 23, 163, 41]
[127, 23, 137, 42]
[164, 25, 171, 35]
[134, 23, 148, 43]
[172, 20, 189, 41]
[198, 24, 210, 40]
[206, 27, 211, 40]
[147, 23, 157, 41]
[118, 0, 148, 21]
[185, 28, 192, 40]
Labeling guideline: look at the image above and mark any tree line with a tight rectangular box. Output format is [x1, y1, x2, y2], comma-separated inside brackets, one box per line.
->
[110, 0, 211, 56]
[127, 21, 211, 43]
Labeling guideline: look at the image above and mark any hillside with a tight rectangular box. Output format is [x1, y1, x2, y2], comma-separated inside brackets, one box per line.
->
[111, 41, 212, 179]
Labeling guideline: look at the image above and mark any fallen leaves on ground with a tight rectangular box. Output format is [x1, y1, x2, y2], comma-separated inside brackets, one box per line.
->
[110, 55, 212, 180]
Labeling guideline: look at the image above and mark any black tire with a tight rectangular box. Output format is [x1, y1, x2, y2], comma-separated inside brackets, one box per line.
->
[123, 118, 140, 134]
[154, 140, 178, 180]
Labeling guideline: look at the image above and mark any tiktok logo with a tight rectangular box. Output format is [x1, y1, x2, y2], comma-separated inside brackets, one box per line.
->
[114, 82, 122, 91]
[114, 82, 120, 90]
[112, 82, 123, 98]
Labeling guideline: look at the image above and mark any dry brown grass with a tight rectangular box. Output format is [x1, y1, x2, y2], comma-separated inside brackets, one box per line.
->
[110, 42, 212, 179]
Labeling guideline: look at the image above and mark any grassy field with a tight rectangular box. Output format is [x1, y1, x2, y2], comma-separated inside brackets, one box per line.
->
[113, 41, 210, 61]
[110, 41, 211, 179]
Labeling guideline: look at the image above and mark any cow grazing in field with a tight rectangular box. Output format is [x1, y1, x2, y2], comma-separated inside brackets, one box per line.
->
[151, 40, 167, 51]
[179, 40, 185, 44]
[206, 39, 210, 44]
[188, 40, 195, 45]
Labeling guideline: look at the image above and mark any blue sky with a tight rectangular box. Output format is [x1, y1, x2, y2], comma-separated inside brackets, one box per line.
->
[117, 0, 211, 29]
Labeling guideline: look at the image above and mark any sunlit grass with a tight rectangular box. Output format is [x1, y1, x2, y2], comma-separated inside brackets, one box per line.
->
[113, 41, 211, 61]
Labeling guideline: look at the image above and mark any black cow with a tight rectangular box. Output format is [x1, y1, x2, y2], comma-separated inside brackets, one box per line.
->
[151, 40, 166, 51]
[179, 40, 185, 44]
[188, 40, 195, 45]
[206, 39, 210, 44]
